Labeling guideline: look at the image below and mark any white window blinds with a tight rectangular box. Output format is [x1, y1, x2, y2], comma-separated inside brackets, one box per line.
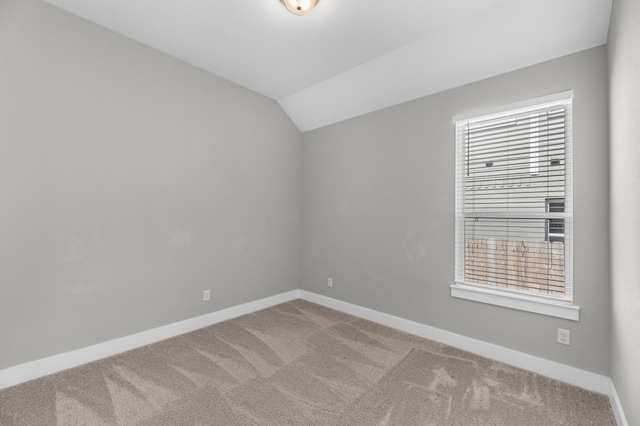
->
[455, 93, 573, 301]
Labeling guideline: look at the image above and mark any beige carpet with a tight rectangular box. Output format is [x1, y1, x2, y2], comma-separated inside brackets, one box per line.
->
[0, 299, 615, 425]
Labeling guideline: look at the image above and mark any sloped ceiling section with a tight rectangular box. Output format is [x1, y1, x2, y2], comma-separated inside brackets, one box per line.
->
[42, 0, 612, 132]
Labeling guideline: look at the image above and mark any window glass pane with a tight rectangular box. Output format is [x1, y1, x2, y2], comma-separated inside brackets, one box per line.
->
[464, 217, 565, 295]
[464, 107, 566, 215]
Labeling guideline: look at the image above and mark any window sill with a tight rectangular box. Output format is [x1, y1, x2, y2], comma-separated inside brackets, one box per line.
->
[451, 283, 580, 321]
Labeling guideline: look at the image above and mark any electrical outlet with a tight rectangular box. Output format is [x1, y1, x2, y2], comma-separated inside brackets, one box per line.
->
[328, 278, 333, 288]
[557, 328, 570, 345]
[203, 290, 210, 301]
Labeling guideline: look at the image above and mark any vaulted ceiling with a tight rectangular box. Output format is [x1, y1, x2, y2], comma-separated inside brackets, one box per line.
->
[41, 0, 612, 131]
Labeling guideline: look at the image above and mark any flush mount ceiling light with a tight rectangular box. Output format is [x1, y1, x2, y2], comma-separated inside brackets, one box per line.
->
[280, 0, 318, 16]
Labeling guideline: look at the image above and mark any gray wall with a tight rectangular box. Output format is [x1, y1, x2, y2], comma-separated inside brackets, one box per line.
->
[0, 0, 301, 369]
[302, 46, 610, 374]
[608, 0, 640, 424]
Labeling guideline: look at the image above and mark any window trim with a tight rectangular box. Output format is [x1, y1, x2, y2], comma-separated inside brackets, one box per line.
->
[450, 283, 579, 321]
[452, 91, 579, 321]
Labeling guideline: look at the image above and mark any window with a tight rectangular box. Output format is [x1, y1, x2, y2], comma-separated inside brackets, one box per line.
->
[452, 92, 579, 321]
[545, 198, 565, 243]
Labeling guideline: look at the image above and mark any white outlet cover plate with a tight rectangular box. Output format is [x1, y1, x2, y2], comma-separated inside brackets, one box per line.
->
[557, 328, 570, 345]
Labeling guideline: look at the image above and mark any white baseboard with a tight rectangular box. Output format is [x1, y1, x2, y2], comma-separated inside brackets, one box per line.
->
[607, 378, 630, 426]
[0, 289, 628, 425]
[298, 291, 628, 425]
[0, 290, 300, 390]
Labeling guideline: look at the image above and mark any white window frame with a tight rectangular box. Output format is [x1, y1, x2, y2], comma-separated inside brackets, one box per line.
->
[452, 91, 579, 321]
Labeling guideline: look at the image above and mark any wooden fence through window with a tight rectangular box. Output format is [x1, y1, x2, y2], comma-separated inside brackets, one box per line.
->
[465, 238, 565, 295]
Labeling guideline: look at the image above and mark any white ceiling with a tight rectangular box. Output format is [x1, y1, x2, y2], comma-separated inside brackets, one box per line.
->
[41, 0, 612, 132]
